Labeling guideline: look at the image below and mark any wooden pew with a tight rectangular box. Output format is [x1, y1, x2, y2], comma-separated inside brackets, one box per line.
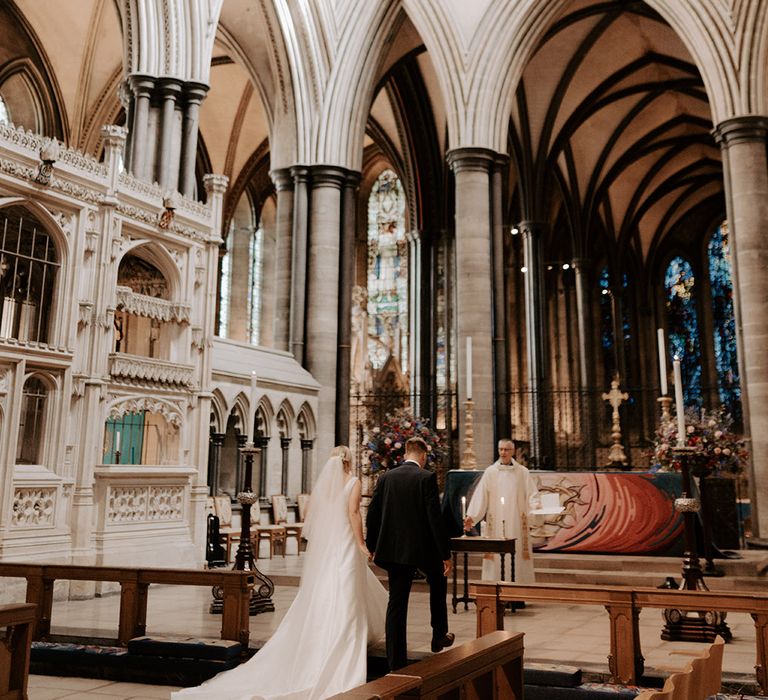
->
[332, 630, 524, 699]
[0, 603, 36, 700]
[472, 581, 768, 693]
[0, 563, 254, 647]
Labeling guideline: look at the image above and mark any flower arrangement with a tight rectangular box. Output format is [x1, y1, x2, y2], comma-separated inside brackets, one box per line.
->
[650, 407, 748, 475]
[364, 410, 445, 473]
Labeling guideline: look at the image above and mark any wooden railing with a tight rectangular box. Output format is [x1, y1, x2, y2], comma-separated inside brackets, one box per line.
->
[471, 581, 768, 694]
[330, 630, 524, 699]
[0, 603, 36, 700]
[0, 563, 254, 647]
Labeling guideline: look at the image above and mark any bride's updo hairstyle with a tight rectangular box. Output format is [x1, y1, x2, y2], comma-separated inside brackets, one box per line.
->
[330, 445, 353, 473]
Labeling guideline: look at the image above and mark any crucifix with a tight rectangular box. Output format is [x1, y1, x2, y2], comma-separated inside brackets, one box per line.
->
[602, 374, 629, 467]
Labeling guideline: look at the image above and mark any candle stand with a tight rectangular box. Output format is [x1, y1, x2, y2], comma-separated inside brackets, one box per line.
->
[211, 443, 275, 615]
[657, 395, 672, 427]
[460, 399, 478, 470]
[661, 446, 731, 643]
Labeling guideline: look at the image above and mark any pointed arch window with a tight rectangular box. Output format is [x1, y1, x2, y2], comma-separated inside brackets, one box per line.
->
[664, 256, 702, 406]
[248, 224, 264, 345]
[0, 206, 59, 344]
[707, 222, 740, 418]
[17, 376, 48, 464]
[218, 224, 233, 338]
[367, 170, 408, 372]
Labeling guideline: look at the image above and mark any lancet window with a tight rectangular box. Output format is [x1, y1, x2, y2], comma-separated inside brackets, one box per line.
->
[248, 224, 264, 345]
[707, 222, 740, 418]
[16, 375, 48, 465]
[664, 256, 702, 406]
[366, 169, 408, 372]
[0, 207, 59, 344]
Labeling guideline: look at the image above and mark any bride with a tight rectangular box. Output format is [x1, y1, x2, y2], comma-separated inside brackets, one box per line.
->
[173, 446, 387, 700]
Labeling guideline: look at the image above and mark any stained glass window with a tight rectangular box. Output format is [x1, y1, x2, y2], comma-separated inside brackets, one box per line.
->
[217, 224, 232, 337]
[708, 222, 740, 418]
[248, 225, 264, 345]
[598, 268, 632, 384]
[367, 170, 408, 371]
[664, 256, 702, 407]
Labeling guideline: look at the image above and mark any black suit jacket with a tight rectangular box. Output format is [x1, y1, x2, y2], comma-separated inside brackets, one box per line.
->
[365, 461, 450, 567]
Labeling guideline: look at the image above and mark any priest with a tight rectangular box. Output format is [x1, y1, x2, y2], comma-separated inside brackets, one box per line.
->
[463, 439, 539, 583]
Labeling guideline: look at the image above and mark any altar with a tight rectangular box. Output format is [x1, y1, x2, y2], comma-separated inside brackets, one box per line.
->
[442, 469, 686, 556]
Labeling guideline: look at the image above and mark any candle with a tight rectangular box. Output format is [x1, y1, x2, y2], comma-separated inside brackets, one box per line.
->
[115, 430, 121, 453]
[466, 336, 473, 399]
[461, 496, 466, 523]
[657, 328, 668, 396]
[249, 371, 258, 442]
[500, 496, 505, 507]
[673, 356, 685, 446]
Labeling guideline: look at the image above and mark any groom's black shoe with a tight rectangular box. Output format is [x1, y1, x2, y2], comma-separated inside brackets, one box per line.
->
[431, 632, 455, 653]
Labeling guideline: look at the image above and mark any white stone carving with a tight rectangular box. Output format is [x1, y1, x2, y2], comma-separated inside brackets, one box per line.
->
[118, 171, 165, 200]
[11, 488, 56, 528]
[107, 485, 183, 523]
[78, 301, 94, 327]
[109, 353, 195, 388]
[108, 394, 184, 426]
[115, 286, 191, 323]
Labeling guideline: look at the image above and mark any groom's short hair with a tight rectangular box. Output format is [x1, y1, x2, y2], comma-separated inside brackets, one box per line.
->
[405, 437, 428, 454]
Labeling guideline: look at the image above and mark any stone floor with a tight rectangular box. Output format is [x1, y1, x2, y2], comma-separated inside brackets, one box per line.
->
[22, 554, 762, 699]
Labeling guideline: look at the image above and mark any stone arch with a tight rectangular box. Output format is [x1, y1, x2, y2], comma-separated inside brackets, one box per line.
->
[276, 400, 295, 439]
[296, 402, 316, 440]
[118, 241, 181, 301]
[231, 391, 248, 437]
[210, 388, 227, 433]
[255, 396, 274, 438]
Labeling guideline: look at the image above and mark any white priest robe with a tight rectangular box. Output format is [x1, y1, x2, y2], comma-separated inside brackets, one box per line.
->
[466, 459, 539, 583]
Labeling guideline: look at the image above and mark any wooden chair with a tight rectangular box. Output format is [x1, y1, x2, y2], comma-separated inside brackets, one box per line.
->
[256, 524, 286, 558]
[213, 496, 240, 563]
[297, 493, 310, 522]
[272, 494, 303, 554]
[634, 676, 675, 699]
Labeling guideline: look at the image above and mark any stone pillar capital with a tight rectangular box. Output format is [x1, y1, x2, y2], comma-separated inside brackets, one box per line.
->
[344, 170, 361, 188]
[713, 116, 768, 147]
[183, 81, 210, 106]
[280, 437, 292, 448]
[204, 173, 229, 196]
[492, 153, 510, 171]
[290, 165, 310, 184]
[157, 77, 184, 97]
[270, 167, 294, 191]
[128, 73, 156, 97]
[101, 124, 128, 150]
[300, 439, 314, 450]
[519, 220, 548, 238]
[308, 164, 347, 188]
[446, 147, 497, 174]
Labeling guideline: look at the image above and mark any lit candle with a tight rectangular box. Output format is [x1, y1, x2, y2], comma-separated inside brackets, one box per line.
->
[249, 371, 258, 442]
[461, 496, 466, 523]
[115, 430, 121, 453]
[673, 356, 685, 446]
[657, 328, 668, 396]
[500, 496, 505, 508]
[466, 336, 473, 400]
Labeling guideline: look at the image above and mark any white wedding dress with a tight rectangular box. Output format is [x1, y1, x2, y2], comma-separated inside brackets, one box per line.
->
[173, 460, 387, 700]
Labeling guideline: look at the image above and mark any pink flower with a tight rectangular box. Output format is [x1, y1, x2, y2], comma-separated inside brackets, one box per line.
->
[714, 447, 722, 455]
[394, 442, 402, 449]
[384, 438, 392, 445]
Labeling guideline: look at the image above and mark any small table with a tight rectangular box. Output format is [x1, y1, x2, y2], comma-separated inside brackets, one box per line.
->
[450, 536, 516, 613]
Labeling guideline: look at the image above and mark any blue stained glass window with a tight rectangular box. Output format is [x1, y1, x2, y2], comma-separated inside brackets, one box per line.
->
[367, 170, 408, 371]
[664, 256, 702, 407]
[598, 268, 632, 384]
[708, 222, 741, 419]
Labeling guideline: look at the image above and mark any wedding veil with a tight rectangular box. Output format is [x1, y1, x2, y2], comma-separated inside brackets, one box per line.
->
[301, 454, 348, 544]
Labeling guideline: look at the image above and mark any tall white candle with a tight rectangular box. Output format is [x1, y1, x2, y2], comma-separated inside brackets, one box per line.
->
[461, 496, 466, 522]
[115, 430, 121, 453]
[466, 336, 473, 399]
[249, 371, 258, 442]
[673, 356, 685, 446]
[657, 328, 668, 396]
[500, 496, 505, 507]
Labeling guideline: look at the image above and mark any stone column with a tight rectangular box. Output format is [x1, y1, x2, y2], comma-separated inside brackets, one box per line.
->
[520, 220, 554, 468]
[271, 169, 295, 351]
[407, 230, 423, 411]
[573, 258, 597, 464]
[492, 155, 510, 441]
[300, 439, 314, 493]
[255, 435, 270, 497]
[235, 433, 247, 497]
[280, 437, 291, 495]
[227, 226, 252, 342]
[156, 78, 183, 190]
[305, 166, 345, 460]
[208, 432, 225, 495]
[695, 263, 721, 409]
[290, 166, 310, 362]
[336, 170, 360, 445]
[713, 116, 768, 536]
[447, 148, 496, 468]
[179, 82, 209, 198]
[128, 74, 155, 181]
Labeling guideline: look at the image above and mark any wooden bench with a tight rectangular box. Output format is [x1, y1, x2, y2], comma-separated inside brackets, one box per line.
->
[332, 630, 524, 699]
[472, 581, 768, 693]
[0, 563, 254, 647]
[0, 603, 36, 700]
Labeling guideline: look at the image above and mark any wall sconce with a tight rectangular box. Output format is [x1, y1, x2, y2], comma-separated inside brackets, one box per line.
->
[158, 192, 178, 230]
[34, 139, 60, 185]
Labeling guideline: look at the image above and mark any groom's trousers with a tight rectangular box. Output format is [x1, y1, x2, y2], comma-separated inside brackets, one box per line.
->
[384, 561, 448, 671]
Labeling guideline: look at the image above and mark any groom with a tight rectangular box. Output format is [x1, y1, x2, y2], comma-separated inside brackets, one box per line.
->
[366, 436, 454, 671]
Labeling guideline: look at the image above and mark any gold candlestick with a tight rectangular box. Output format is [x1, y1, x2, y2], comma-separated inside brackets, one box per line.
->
[460, 398, 478, 470]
